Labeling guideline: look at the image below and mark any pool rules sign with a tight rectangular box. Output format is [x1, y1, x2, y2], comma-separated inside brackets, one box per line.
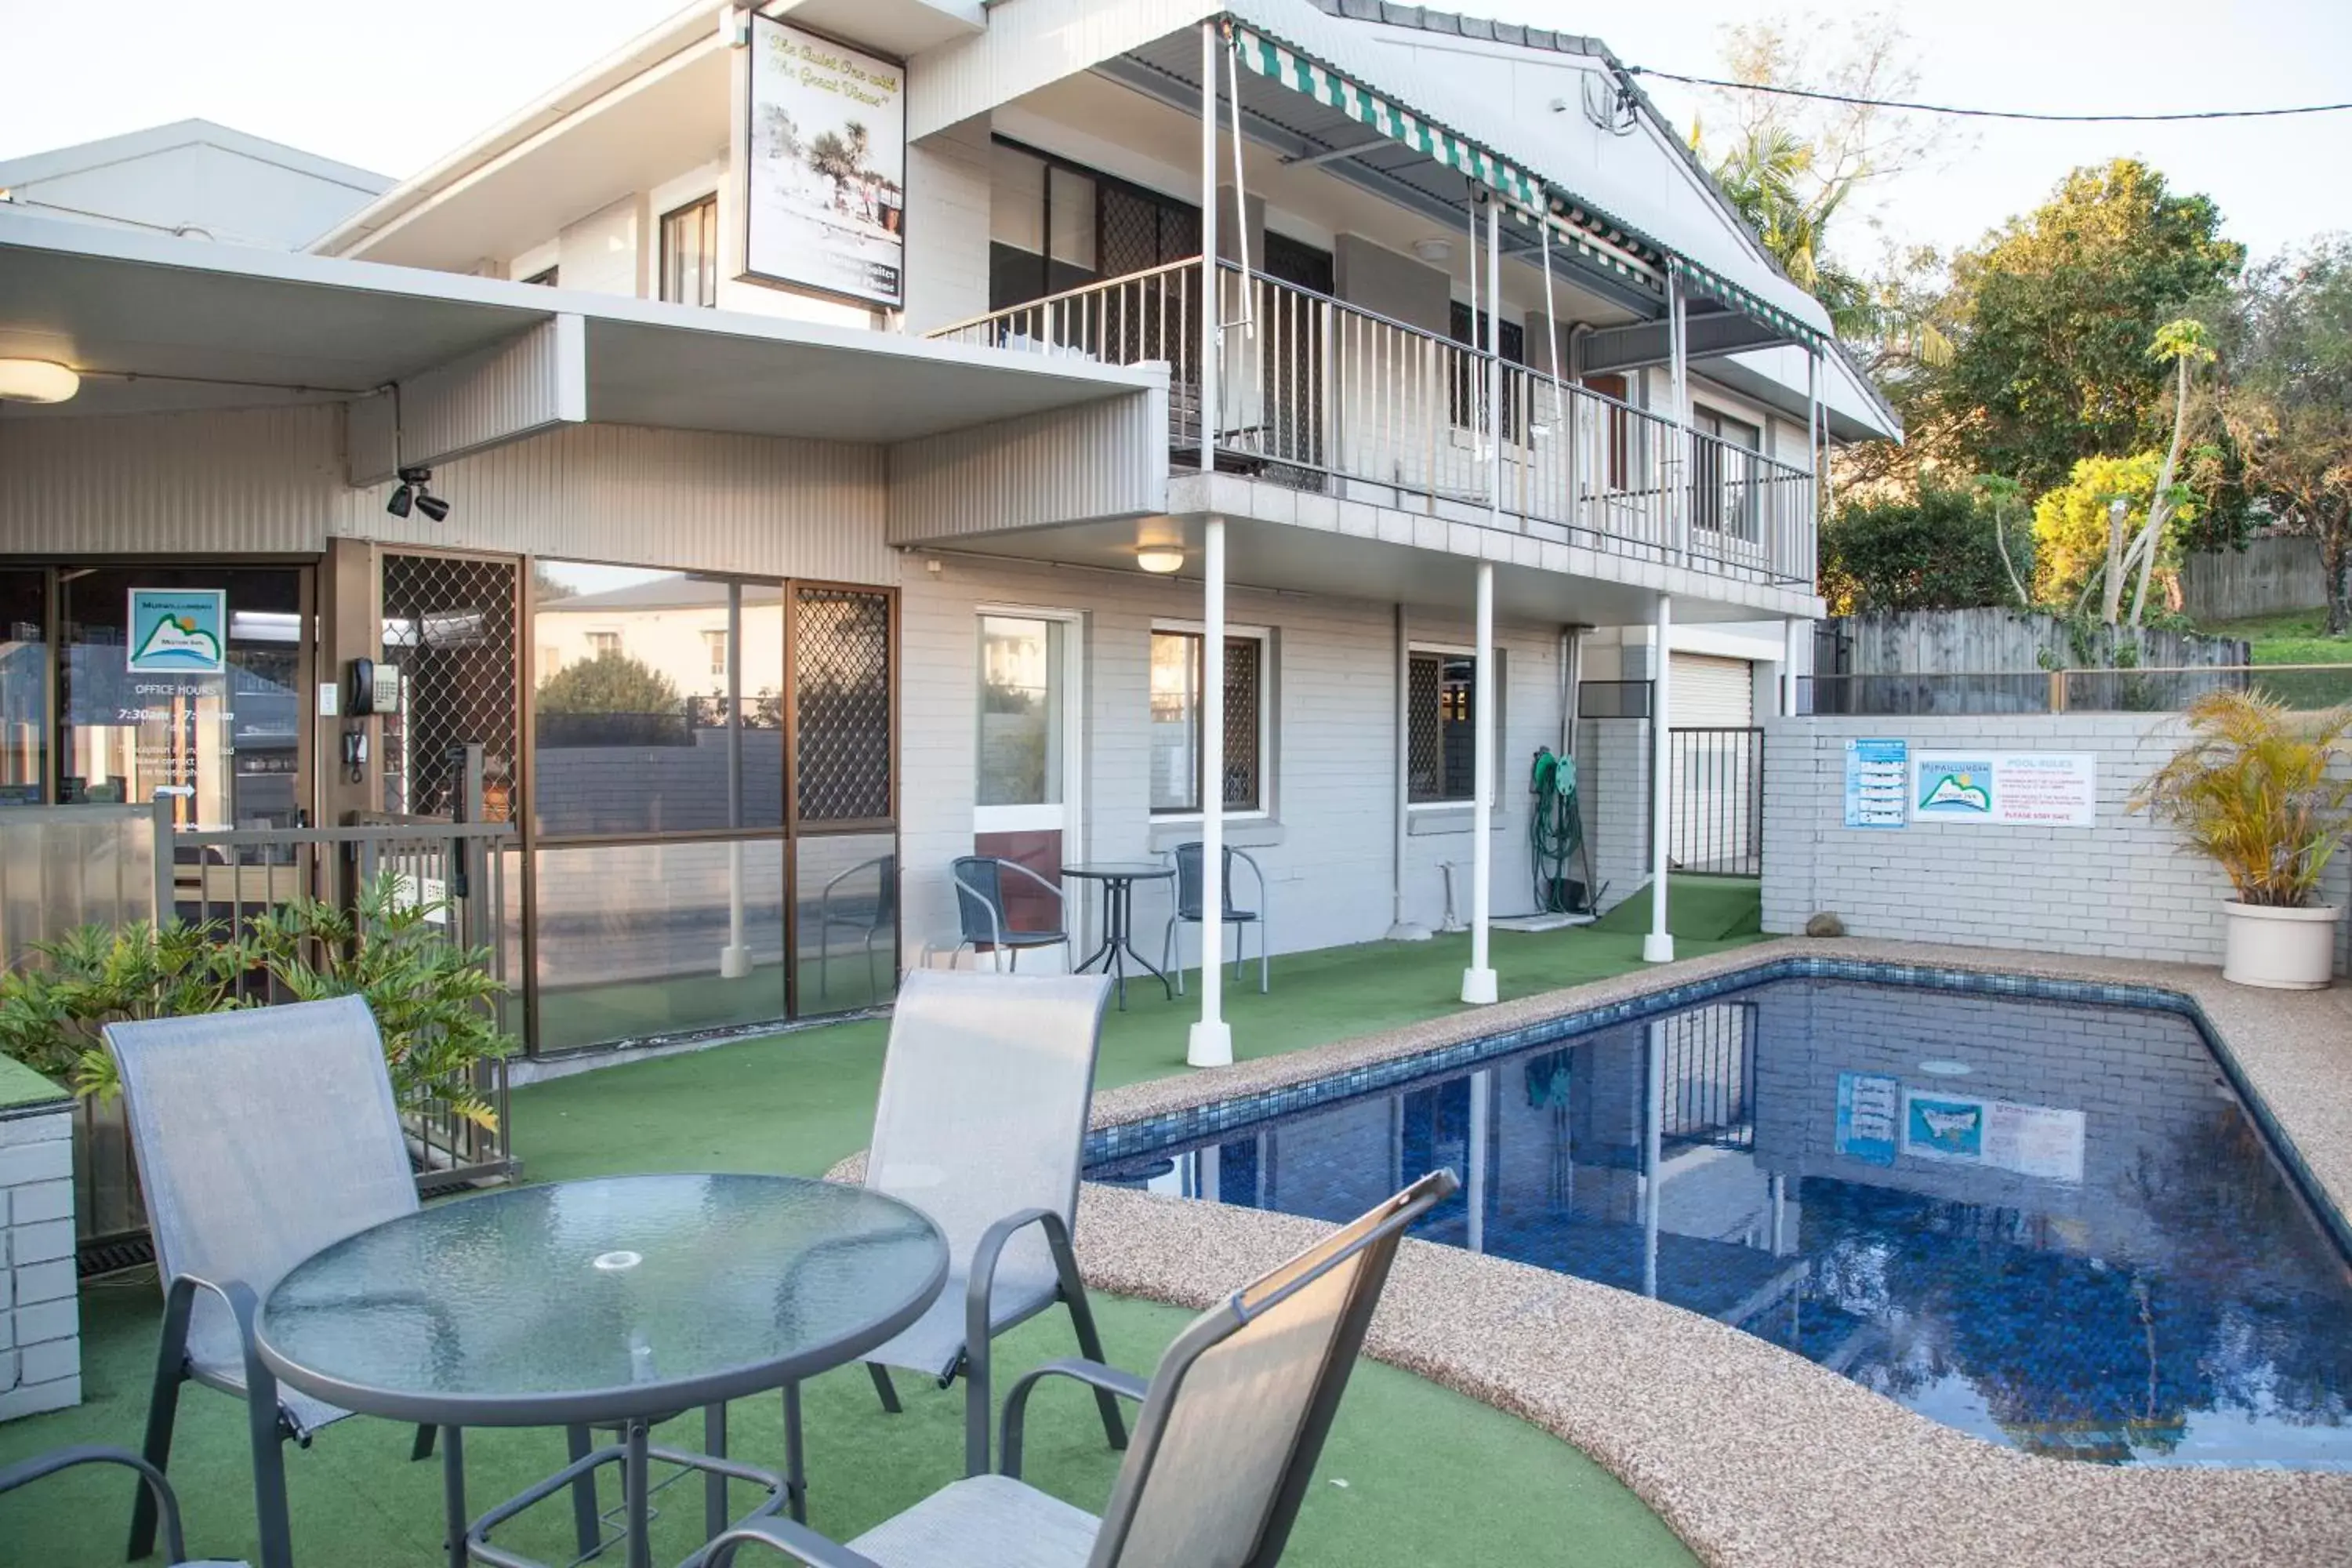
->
[1911, 753, 2096, 826]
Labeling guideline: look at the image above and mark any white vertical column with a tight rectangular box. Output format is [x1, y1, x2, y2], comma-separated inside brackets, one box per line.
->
[1461, 558, 1499, 1004]
[1189, 516, 1233, 1066]
[1668, 267, 1690, 561]
[1782, 617, 1806, 718]
[1189, 20, 1232, 1069]
[720, 582, 750, 979]
[1643, 593, 1675, 964]
[1461, 191, 1502, 1008]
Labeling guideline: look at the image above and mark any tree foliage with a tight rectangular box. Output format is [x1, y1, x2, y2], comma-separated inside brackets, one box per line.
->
[1941, 160, 2244, 497]
[535, 648, 681, 715]
[2212, 237, 2352, 633]
[2030, 452, 2200, 612]
[1817, 487, 2020, 614]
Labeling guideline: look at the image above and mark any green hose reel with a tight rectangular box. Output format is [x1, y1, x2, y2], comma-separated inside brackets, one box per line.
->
[1529, 747, 1600, 916]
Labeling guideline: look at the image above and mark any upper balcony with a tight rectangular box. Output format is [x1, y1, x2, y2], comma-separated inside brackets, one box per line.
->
[930, 258, 1819, 592]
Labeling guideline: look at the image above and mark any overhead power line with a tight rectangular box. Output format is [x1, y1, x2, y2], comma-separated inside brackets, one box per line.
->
[1621, 66, 2352, 123]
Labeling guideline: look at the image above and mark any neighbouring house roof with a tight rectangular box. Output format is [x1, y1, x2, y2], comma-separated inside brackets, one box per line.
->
[539, 579, 788, 613]
[0, 118, 390, 249]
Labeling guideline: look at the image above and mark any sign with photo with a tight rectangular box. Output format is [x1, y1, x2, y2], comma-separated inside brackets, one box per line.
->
[743, 16, 906, 309]
[1900, 1088, 2086, 1183]
[126, 589, 227, 674]
[1910, 752, 2096, 826]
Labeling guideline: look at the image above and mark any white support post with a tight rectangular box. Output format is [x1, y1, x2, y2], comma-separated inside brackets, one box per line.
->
[1643, 593, 1675, 964]
[1461, 557, 1499, 1004]
[1198, 20, 1220, 476]
[1484, 191, 1503, 529]
[1668, 267, 1690, 561]
[1782, 616, 1805, 718]
[1189, 514, 1234, 1066]
[1189, 20, 1232, 1069]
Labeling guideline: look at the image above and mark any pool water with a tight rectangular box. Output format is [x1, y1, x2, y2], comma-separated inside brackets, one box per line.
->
[1088, 974, 2352, 1468]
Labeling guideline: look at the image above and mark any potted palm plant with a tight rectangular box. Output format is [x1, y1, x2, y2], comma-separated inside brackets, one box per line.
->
[2132, 689, 2352, 988]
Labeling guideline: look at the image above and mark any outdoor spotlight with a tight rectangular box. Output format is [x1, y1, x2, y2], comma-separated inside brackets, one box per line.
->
[387, 466, 451, 522]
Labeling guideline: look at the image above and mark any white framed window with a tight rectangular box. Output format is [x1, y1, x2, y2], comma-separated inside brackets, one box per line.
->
[1150, 621, 1270, 816]
[1406, 642, 1502, 807]
[659, 194, 719, 308]
[586, 631, 621, 658]
[702, 628, 728, 678]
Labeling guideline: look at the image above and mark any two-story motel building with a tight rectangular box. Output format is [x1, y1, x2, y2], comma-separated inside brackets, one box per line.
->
[0, 0, 1896, 1061]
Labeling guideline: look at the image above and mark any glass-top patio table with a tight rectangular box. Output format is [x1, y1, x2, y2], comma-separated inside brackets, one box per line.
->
[1062, 860, 1176, 1009]
[255, 1173, 947, 1568]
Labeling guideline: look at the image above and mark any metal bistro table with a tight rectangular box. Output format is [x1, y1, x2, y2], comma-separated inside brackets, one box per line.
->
[1062, 860, 1175, 1008]
[254, 1173, 946, 1568]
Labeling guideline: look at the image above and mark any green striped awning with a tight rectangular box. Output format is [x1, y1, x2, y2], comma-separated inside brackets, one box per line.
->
[1225, 19, 1823, 347]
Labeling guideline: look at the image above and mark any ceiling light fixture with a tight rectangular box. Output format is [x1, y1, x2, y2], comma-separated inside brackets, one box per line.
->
[0, 358, 80, 404]
[387, 465, 452, 522]
[1410, 237, 1454, 264]
[1134, 545, 1185, 575]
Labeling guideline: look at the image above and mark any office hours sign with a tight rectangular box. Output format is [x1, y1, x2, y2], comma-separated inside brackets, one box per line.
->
[744, 16, 906, 309]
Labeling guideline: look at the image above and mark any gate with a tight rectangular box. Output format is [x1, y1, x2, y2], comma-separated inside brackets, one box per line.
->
[1664, 726, 1765, 878]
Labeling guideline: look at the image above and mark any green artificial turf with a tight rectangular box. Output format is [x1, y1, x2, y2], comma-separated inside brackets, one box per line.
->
[1588, 875, 1765, 942]
[0, 913, 1748, 1566]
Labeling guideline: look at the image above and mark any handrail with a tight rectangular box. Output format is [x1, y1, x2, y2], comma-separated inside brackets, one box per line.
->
[929, 260, 1821, 586]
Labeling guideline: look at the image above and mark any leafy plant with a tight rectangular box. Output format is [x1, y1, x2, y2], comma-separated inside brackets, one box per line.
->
[243, 873, 515, 1130]
[535, 648, 682, 716]
[2131, 691, 2352, 907]
[0, 920, 248, 1091]
[0, 872, 514, 1127]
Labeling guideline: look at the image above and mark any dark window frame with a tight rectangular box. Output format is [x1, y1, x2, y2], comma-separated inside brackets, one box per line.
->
[1149, 626, 1269, 816]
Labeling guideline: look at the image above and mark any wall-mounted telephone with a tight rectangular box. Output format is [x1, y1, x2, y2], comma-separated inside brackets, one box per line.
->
[347, 658, 403, 719]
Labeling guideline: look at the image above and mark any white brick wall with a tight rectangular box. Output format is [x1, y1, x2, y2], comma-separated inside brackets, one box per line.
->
[1, 1104, 81, 1422]
[1762, 713, 2352, 971]
[897, 557, 1581, 966]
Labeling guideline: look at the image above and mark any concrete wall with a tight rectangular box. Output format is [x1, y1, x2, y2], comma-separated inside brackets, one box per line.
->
[896, 553, 1577, 967]
[902, 115, 996, 334]
[0, 1098, 78, 1421]
[1762, 713, 2352, 971]
[2180, 536, 2328, 623]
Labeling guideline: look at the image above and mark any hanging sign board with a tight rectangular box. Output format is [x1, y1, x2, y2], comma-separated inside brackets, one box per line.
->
[743, 16, 906, 310]
[1842, 738, 1907, 829]
[1911, 752, 2096, 826]
[126, 589, 227, 674]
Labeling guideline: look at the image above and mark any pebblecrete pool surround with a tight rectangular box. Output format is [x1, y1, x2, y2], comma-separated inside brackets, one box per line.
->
[841, 938, 2352, 1568]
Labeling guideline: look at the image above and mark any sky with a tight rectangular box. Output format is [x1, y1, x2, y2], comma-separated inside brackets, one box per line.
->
[0, 0, 2346, 263]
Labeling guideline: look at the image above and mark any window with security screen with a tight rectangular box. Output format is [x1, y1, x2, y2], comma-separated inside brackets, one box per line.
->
[793, 586, 892, 825]
[379, 552, 519, 821]
[1149, 629, 1265, 815]
[1406, 648, 1501, 805]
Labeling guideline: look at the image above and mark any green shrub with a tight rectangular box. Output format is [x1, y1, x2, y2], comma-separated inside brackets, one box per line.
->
[0, 870, 514, 1129]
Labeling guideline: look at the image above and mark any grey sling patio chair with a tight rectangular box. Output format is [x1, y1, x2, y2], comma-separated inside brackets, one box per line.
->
[856, 968, 1124, 1478]
[0, 1443, 245, 1566]
[104, 996, 457, 1568]
[687, 1167, 1457, 1568]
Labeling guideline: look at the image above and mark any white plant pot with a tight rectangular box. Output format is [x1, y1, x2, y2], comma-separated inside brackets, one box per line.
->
[2221, 902, 2342, 989]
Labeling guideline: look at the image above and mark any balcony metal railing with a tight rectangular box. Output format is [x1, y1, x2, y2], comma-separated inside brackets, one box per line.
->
[931, 260, 1819, 588]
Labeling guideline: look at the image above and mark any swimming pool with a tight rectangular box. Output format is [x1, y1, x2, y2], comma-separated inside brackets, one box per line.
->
[1087, 966, 2352, 1468]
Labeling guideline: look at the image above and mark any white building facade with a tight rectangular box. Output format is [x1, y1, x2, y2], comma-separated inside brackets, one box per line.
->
[0, 0, 1895, 1059]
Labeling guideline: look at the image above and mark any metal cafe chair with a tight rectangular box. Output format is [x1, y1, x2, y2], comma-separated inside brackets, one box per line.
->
[688, 1170, 1459, 1568]
[0, 1444, 246, 1566]
[854, 969, 1125, 1477]
[949, 855, 1073, 972]
[1161, 840, 1272, 995]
